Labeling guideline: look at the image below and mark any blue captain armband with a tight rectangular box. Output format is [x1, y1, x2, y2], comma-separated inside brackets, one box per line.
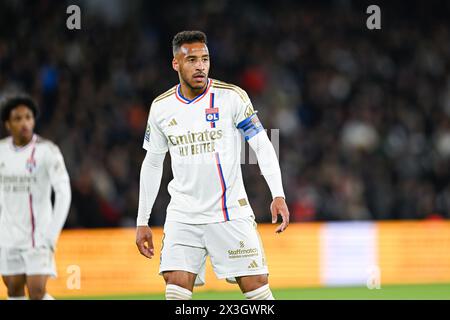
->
[236, 112, 265, 141]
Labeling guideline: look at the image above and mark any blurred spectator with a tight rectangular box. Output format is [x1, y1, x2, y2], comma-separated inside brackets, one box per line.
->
[1, 0, 449, 228]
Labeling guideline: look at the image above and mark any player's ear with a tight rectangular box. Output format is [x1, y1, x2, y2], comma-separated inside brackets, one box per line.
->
[4, 121, 10, 132]
[172, 58, 179, 72]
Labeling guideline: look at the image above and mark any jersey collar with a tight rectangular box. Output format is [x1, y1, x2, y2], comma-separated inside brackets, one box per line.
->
[10, 134, 37, 152]
[175, 79, 211, 104]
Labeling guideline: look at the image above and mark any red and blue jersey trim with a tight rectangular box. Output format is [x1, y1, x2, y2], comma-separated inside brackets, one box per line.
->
[214, 152, 230, 221]
[208, 93, 216, 128]
[27, 144, 37, 247]
[29, 193, 36, 247]
[175, 79, 211, 104]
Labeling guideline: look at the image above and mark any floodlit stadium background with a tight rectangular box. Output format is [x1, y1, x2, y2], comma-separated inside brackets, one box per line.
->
[1, 0, 450, 299]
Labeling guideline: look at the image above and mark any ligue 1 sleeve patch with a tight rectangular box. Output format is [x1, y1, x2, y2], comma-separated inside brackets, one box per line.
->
[244, 104, 255, 118]
[144, 123, 151, 142]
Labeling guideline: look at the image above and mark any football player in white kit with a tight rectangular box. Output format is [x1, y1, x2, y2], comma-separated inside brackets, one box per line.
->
[136, 31, 290, 300]
[0, 95, 71, 300]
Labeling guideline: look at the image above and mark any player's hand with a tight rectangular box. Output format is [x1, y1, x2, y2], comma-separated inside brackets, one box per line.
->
[136, 226, 155, 259]
[270, 197, 290, 233]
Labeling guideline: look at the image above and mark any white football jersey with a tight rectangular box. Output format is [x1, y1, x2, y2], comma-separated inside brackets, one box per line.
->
[0, 135, 70, 249]
[143, 78, 265, 224]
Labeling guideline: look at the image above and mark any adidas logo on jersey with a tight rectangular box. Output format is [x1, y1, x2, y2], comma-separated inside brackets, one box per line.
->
[248, 260, 259, 269]
[168, 118, 178, 127]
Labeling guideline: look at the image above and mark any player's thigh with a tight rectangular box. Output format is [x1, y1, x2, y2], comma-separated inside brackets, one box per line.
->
[2, 275, 27, 296]
[160, 221, 207, 289]
[26, 275, 48, 300]
[205, 216, 268, 280]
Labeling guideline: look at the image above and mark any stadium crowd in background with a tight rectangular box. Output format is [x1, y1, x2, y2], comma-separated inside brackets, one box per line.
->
[1, 0, 449, 228]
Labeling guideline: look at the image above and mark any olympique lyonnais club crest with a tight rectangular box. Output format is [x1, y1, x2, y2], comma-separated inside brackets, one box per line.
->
[26, 157, 36, 173]
[205, 107, 220, 122]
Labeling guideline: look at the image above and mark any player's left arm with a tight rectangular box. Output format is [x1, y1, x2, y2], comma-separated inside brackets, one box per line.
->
[234, 92, 290, 233]
[45, 143, 72, 250]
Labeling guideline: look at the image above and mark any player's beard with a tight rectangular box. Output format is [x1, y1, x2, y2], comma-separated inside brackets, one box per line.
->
[11, 127, 34, 146]
[180, 70, 208, 91]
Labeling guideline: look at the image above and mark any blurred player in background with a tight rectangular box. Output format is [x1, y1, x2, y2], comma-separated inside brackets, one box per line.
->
[0, 94, 72, 300]
[136, 31, 289, 300]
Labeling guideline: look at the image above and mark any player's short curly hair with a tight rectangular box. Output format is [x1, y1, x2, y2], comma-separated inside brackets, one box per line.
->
[172, 30, 208, 56]
[0, 93, 39, 123]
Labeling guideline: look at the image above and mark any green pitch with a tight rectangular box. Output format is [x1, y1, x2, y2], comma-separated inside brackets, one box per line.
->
[64, 283, 450, 300]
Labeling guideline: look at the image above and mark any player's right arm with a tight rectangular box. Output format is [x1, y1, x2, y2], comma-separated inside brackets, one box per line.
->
[136, 102, 168, 259]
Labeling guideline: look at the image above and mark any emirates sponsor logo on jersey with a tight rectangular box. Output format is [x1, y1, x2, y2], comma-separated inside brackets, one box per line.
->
[0, 175, 37, 193]
[168, 129, 224, 157]
[168, 129, 223, 146]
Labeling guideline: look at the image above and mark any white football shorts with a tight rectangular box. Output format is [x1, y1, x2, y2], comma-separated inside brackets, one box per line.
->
[159, 216, 269, 286]
[0, 247, 57, 277]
